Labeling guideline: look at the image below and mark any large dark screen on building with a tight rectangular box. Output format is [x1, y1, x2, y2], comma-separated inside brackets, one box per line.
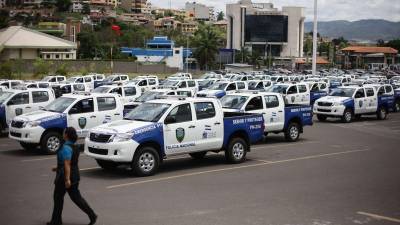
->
[245, 15, 288, 42]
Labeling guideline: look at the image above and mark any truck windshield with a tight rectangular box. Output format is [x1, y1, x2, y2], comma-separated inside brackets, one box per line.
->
[66, 77, 78, 83]
[209, 83, 228, 90]
[44, 97, 75, 113]
[103, 76, 116, 82]
[162, 80, 179, 87]
[0, 92, 13, 104]
[135, 91, 163, 102]
[221, 95, 249, 109]
[271, 76, 280, 81]
[125, 103, 170, 122]
[266, 85, 288, 94]
[93, 86, 111, 93]
[329, 88, 355, 97]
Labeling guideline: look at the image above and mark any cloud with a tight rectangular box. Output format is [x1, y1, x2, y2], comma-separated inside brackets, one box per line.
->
[150, 0, 400, 22]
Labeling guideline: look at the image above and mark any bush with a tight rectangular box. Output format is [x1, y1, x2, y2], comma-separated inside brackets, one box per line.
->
[0, 61, 14, 79]
[33, 58, 52, 78]
[55, 63, 69, 76]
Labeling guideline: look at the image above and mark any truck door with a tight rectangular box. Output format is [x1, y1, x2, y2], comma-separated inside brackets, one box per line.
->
[263, 95, 284, 132]
[365, 87, 377, 113]
[191, 102, 223, 151]
[96, 96, 121, 124]
[297, 84, 310, 105]
[163, 103, 196, 155]
[67, 98, 98, 137]
[123, 86, 138, 103]
[286, 85, 298, 105]
[5, 92, 30, 124]
[225, 83, 237, 95]
[354, 88, 366, 114]
[31, 90, 51, 112]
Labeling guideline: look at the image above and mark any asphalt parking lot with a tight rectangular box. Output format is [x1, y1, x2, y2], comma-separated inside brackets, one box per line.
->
[1, 114, 400, 225]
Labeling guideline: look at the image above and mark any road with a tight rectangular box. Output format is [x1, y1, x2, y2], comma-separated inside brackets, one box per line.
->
[0, 114, 400, 225]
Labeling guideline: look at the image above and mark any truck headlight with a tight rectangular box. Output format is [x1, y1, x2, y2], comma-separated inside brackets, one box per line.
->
[111, 133, 132, 142]
[24, 121, 39, 128]
[332, 102, 343, 106]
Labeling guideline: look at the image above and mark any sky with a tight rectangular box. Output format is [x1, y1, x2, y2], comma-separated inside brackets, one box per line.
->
[151, 0, 400, 22]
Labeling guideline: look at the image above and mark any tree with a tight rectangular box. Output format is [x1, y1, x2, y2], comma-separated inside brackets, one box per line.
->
[55, 63, 69, 76]
[82, 3, 90, 15]
[332, 36, 348, 46]
[0, 9, 9, 29]
[77, 31, 99, 59]
[56, 0, 72, 12]
[385, 39, 400, 51]
[217, 11, 225, 21]
[377, 39, 385, 47]
[192, 24, 224, 70]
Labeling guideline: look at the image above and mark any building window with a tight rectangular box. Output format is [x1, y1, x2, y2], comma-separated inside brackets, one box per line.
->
[46, 54, 50, 59]
[66, 54, 70, 59]
[175, 50, 180, 54]
[55, 54, 60, 59]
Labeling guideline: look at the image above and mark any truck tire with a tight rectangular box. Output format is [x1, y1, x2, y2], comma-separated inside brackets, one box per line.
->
[284, 122, 300, 142]
[377, 107, 388, 120]
[96, 159, 118, 170]
[317, 115, 327, 122]
[131, 146, 160, 176]
[394, 100, 400, 112]
[189, 151, 207, 160]
[20, 142, 38, 151]
[40, 131, 62, 154]
[341, 109, 353, 123]
[225, 137, 247, 164]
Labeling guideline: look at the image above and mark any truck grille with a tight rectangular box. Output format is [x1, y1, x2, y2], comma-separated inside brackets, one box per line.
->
[10, 132, 21, 138]
[318, 109, 331, 113]
[11, 121, 24, 128]
[318, 102, 333, 107]
[89, 133, 112, 143]
[88, 147, 108, 155]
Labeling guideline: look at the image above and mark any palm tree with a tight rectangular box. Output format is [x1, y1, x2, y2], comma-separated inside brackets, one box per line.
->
[192, 24, 223, 70]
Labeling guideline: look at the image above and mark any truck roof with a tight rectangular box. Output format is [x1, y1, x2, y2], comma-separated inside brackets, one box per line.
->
[147, 97, 218, 105]
[63, 92, 120, 99]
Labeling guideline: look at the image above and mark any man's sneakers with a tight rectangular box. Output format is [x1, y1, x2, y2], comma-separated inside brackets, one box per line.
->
[88, 214, 98, 225]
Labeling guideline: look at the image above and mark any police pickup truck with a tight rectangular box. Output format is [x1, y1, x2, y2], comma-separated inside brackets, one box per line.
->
[85, 97, 265, 176]
[220, 92, 313, 142]
[0, 88, 55, 132]
[196, 81, 248, 98]
[9, 93, 124, 153]
[314, 86, 394, 123]
[93, 84, 142, 104]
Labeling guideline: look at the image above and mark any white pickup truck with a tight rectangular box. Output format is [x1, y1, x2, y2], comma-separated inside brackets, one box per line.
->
[220, 92, 313, 141]
[93, 84, 142, 104]
[85, 97, 265, 176]
[9, 93, 124, 153]
[196, 81, 248, 98]
[314, 86, 394, 123]
[0, 88, 55, 132]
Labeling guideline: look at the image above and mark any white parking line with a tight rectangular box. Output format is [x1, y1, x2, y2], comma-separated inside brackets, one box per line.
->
[252, 141, 319, 150]
[357, 211, 400, 223]
[107, 148, 370, 189]
[80, 167, 100, 171]
[21, 154, 87, 163]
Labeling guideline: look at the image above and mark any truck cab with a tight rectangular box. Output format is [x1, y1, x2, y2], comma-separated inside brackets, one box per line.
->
[85, 97, 264, 176]
[248, 80, 272, 91]
[0, 80, 24, 89]
[0, 88, 55, 132]
[266, 83, 311, 105]
[196, 81, 248, 98]
[220, 92, 313, 141]
[161, 79, 198, 92]
[9, 93, 124, 153]
[314, 86, 393, 123]
[128, 75, 159, 92]
[41, 76, 66, 84]
[93, 84, 142, 104]
[94, 74, 130, 88]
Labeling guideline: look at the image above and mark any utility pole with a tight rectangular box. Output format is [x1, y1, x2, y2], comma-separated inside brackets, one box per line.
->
[312, 0, 318, 76]
[186, 35, 189, 73]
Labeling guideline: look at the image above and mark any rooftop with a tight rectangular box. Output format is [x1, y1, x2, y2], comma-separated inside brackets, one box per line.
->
[341, 46, 398, 54]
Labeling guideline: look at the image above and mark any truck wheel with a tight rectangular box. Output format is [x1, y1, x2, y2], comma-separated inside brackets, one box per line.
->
[394, 100, 400, 112]
[189, 151, 207, 160]
[20, 142, 38, 151]
[96, 159, 118, 170]
[225, 137, 247, 164]
[377, 107, 388, 120]
[341, 109, 353, 123]
[317, 115, 327, 122]
[40, 132, 62, 154]
[131, 146, 160, 176]
[284, 122, 300, 142]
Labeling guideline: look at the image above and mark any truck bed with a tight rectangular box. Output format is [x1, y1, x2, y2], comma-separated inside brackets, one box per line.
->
[283, 105, 313, 129]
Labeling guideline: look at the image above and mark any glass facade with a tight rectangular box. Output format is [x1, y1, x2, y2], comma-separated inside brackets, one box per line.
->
[245, 15, 288, 43]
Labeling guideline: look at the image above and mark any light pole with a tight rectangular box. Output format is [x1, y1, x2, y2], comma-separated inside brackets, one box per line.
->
[312, 0, 318, 76]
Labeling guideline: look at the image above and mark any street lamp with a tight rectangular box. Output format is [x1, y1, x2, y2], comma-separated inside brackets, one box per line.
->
[312, 0, 318, 76]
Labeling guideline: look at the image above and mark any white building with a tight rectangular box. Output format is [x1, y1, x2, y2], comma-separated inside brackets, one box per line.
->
[227, 0, 305, 58]
[0, 0, 6, 8]
[0, 26, 77, 60]
[185, 2, 215, 21]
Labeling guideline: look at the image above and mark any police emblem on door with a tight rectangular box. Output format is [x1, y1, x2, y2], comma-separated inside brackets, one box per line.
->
[15, 108, 23, 116]
[291, 96, 295, 103]
[359, 100, 363, 107]
[78, 117, 87, 129]
[176, 128, 185, 143]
